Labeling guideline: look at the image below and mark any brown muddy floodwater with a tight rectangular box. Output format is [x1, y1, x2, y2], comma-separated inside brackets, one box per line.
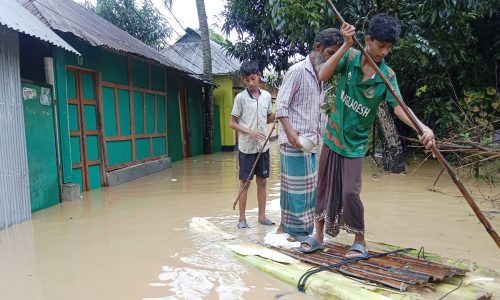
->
[1, 141, 499, 300]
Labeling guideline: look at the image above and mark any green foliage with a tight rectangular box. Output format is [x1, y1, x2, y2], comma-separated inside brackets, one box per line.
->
[85, 0, 171, 50]
[322, 75, 341, 115]
[222, 0, 333, 72]
[192, 28, 230, 47]
[222, 0, 499, 136]
[269, 0, 326, 44]
[462, 88, 500, 129]
[209, 28, 230, 47]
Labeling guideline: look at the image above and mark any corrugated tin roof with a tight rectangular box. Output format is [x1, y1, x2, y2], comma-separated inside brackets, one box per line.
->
[0, 0, 79, 55]
[162, 28, 241, 75]
[21, 0, 194, 75]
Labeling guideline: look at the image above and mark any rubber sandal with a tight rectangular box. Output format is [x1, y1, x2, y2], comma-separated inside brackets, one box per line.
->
[345, 242, 369, 259]
[299, 236, 325, 253]
[237, 221, 249, 229]
[259, 218, 275, 226]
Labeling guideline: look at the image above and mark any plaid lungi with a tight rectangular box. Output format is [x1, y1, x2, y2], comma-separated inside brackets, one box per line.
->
[279, 144, 317, 236]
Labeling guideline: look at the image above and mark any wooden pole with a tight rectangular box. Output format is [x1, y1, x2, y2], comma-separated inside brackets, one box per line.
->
[326, 0, 500, 249]
[232, 121, 278, 210]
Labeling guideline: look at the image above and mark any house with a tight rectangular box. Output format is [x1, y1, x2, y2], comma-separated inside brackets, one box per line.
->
[161, 28, 242, 152]
[1, 0, 222, 229]
[0, 0, 79, 229]
[20, 0, 207, 197]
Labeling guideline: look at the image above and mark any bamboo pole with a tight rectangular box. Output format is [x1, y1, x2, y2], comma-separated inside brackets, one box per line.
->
[232, 121, 278, 210]
[326, 0, 500, 249]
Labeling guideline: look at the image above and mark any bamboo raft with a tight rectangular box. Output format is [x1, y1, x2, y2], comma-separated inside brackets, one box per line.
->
[273, 242, 468, 291]
[189, 217, 500, 299]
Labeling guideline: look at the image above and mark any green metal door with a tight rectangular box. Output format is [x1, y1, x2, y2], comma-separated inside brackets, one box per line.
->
[22, 81, 60, 212]
[66, 68, 103, 191]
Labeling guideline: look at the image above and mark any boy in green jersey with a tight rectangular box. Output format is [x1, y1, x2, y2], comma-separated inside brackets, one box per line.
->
[299, 14, 435, 257]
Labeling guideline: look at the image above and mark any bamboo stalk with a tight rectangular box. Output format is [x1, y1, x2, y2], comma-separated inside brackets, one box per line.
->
[326, 0, 500, 249]
[238, 255, 413, 299]
[232, 121, 278, 210]
[235, 250, 485, 299]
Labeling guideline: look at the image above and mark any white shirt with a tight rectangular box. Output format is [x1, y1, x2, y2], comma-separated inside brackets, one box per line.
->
[231, 89, 273, 154]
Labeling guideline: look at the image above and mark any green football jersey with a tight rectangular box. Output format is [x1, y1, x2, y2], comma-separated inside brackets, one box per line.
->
[324, 49, 400, 157]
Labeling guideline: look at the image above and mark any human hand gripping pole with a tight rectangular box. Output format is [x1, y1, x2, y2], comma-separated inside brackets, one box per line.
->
[326, 0, 500, 249]
[232, 121, 278, 210]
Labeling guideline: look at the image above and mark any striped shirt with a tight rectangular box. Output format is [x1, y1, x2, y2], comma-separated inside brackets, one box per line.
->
[276, 56, 325, 151]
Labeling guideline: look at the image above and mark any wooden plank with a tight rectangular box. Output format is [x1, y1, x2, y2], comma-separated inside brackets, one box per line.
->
[138, 133, 166, 138]
[325, 243, 466, 279]
[128, 55, 137, 162]
[278, 249, 418, 290]
[83, 100, 96, 105]
[106, 156, 162, 171]
[273, 242, 468, 292]
[87, 160, 101, 166]
[164, 68, 168, 157]
[105, 136, 132, 142]
[101, 81, 166, 96]
[76, 71, 88, 191]
[96, 71, 108, 186]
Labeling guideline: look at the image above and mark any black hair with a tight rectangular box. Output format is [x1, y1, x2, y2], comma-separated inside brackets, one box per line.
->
[367, 13, 400, 44]
[240, 61, 260, 77]
[314, 28, 344, 49]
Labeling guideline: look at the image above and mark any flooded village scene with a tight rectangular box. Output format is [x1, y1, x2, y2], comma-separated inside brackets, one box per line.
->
[0, 0, 499, 300]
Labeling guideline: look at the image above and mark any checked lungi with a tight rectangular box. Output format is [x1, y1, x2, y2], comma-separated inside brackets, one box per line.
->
[279, 144, 317, 236]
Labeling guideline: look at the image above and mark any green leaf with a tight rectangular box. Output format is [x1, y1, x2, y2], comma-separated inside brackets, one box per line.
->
[486, 87, 496, 96]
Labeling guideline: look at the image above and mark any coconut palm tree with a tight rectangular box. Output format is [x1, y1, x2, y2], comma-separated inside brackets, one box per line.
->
[164, 0, 214, 153]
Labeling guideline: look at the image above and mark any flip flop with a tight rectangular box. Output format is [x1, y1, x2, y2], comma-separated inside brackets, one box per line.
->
[259, 218, 275, 226]
[237, 221, 249, 229]
[345, 242, 369, 259]
[287, 234, 310, 242]
[299, 236, 325, 253]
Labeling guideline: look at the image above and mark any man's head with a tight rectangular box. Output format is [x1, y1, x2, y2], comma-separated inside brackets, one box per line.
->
[365, 13, 400, 63]
[311, 28, 344, 74]
[240, 61, 261, 92]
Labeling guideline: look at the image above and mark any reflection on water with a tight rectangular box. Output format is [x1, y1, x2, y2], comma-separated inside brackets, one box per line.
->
[0, 141, 498, 300]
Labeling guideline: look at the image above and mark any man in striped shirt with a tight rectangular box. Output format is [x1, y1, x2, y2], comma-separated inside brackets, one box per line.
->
[275, 28, 344, 241]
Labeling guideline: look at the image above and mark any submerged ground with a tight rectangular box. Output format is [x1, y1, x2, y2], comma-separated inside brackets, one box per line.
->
[1, 141, 498, 299]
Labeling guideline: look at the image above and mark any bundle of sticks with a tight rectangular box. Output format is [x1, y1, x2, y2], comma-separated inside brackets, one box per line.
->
[401, 136, 500, 158]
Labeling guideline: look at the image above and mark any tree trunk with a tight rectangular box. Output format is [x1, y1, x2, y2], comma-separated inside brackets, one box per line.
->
[376, 102, 405, 173]
[196, 0, 214, 154]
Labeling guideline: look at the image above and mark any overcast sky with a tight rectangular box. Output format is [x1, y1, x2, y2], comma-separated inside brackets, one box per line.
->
[77, 0, 233, 43]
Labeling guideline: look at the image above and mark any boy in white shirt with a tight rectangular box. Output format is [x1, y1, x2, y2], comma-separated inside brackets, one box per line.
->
[230, 61, 275, 228]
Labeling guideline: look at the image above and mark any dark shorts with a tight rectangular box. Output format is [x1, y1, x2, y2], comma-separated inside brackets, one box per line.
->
[239, 150, 270, 180]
